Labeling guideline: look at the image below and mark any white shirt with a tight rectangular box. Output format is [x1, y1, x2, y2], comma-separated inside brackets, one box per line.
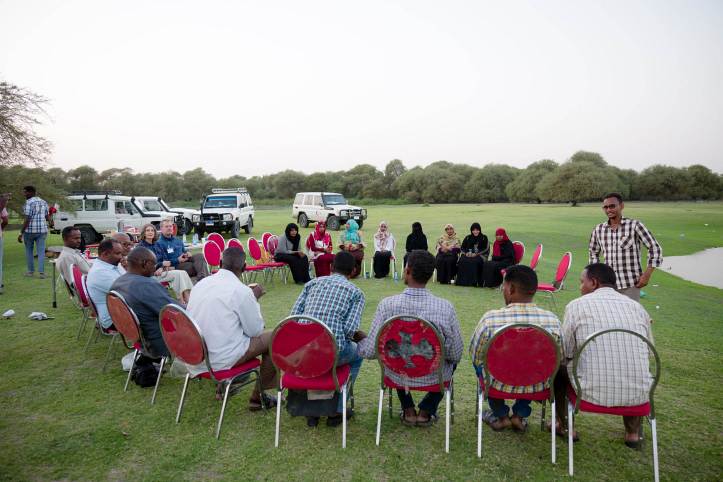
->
[186, 269, 265, 376]
[373, 233, 395, 253]
[56, 246, 91, 285]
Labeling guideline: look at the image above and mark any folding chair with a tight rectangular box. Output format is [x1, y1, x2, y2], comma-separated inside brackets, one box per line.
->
[159, 304, 263, 439]
[265, 236, 289, 284]
[207, 232, 225, 253]
[529, 244, 543, 271]
[261, 232, 273, 253]
[107, 291, 166, 403]
[536, 252, 572, 312]
[248, 237, 287, 284]
[71, 264, 94, 340]
[202, 241, 222, 274]
[476, 324, 561, 462]
[499, 241, 526, 286]
[374, 315, 454, 453]
[226, 237, 244, 251]
[567, 328, 661, 481]
[271, 315, 353, 448]
[81, 274, 119, 371]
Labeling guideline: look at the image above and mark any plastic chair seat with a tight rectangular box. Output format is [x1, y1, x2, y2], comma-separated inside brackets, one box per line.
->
[383, 376, 449, 392]
[261, 262, 287, 268]
[479, 377, 550, 401]
[537, 283, 557, 292]
[567, 386, 650, 417]
[281, 364, 351, 390]
[244, 265, 266, 272]
[196, 358, 261, 381]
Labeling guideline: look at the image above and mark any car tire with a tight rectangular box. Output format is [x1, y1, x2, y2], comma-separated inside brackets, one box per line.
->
[231, 220, 241, 238]
[77, 225, 100, 245]
[327, 215, 341, 231]
[244, 216, 253, 234]
[196, 226, 204, 237]
[182, 218, 193, 235]
[356, 220, 364, 229]
[298, 213, 309, 228]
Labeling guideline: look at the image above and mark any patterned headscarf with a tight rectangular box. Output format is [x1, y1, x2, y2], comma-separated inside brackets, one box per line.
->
[374, 221, 390, 243]
[437, 223, 460, 250]
[307, 221, 331, 251]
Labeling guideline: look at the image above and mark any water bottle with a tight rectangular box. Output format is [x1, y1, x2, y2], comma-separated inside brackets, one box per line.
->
[192, 233, 199, 245]
[393, 270, 399, 282]
[182, 233, 187, 244]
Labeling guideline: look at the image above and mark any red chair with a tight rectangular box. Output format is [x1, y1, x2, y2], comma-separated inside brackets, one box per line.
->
[567, 329, 661, 481]
[71, 264, 94, 340]
[107, 291, 166, 402]
[265, 235, 288, 283]
[226, 237, 244, 251]
[261, 232, 273, 252]
[206, 232, 225, 253]
[374, 315, 454, 453]
[271, 315, 353, 448]
[248, 237, 287, 283]
[202, 241, 222, 274]
[476, 324, 561, 462]
[536, 252, 572, 312]
[159, 304, 263, 439]
[499, 241, 526, 285]
[529, 244, 543, 271]
[81, 274, 119, 372]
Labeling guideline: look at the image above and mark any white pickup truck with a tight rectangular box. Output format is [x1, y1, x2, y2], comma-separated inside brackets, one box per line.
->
[133, 196, 199, 235]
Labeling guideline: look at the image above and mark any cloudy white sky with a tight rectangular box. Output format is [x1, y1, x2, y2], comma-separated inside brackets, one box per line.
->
[1, 0, 722, 177]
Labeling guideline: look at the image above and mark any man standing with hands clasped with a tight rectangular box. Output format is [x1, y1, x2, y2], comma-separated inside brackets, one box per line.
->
[589, 192, 663, 301]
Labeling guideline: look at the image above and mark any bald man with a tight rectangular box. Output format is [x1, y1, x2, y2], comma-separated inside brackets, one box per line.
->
[111, 232, 134, 272]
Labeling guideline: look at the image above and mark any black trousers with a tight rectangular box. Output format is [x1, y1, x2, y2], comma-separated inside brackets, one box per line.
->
[274, 253, 311, 284]
[373, 251, 392, 278]
[436, 252, 458, 284]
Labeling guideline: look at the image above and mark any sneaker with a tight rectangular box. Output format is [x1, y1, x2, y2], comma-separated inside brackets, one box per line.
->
[306, 416, 320, 427]
[326, 409, 354, 427]
[38, 273, 46, 279]
[24, 272, 34, 277]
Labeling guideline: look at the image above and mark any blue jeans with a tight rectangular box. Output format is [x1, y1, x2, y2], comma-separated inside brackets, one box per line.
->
[0, 236, 4, 286]
[488, 397, 532, 419]
[336, 341, 362, 413]
[24, 232, 47, 274]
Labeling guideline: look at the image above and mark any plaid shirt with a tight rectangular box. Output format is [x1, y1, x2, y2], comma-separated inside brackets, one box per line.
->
[23, 196, 49, 234]
[357, 287, 464, 388]
[291, 274, 365, 351]
[470, 303, 561, 394]
[589, 217, 663, 290]
[563, 287, 654, 407]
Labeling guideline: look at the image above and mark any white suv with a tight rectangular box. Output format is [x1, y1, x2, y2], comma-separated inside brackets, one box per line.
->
[134, 196, 199, 235]
[193, 188, 254, 238]
[292, 192, 367, 231]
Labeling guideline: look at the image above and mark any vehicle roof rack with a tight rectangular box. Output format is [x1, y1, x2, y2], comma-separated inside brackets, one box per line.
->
[210, 188, 248, 194]
[70, 190, 123, 196]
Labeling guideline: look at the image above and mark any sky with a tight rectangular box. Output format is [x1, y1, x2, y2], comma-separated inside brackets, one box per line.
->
[1, 0, 722, 177]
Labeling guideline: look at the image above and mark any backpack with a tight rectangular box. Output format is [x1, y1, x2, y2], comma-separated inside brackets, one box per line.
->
[131, 361, 159, 388]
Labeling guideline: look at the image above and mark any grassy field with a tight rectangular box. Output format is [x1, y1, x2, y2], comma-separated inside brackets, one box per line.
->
[1, 202, 721, 481]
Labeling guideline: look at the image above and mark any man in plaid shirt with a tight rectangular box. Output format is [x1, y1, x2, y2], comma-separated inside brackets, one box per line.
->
[291, 251, 365, 425]
[470, 265, 561, 432]
[589, 192, 663, 301]
[18, 186, 50, 278]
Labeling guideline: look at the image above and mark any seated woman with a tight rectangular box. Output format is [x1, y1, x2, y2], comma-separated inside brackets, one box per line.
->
[481, 228, 515, 287]
[305, 221, 334, 277]
[274, 223, 311, 284]
[435, 224, 461, 284]
[403, 222, 428, 267]
[372, 221, 395, 278]
[338, 219, 364, 279]
[138, 223, 193, 303]
[455, 222, 489, 287]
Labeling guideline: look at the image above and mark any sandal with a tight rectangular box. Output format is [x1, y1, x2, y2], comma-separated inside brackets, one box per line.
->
[400, 408, 417, 427]
[545, 421, 580, 442]
[248, 393, 277, 411]
[415, 410, 437, 428]
[511, 415, 528, 433]
[482, 410, 511, 431]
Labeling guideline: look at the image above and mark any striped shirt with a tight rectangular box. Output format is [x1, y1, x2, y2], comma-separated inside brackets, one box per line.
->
[589, 217, 663, 290]
[563, 287, 654, 407]
[470, 303, 561, 394]
[291, 274, 365, 351]
[357, 287, 464, 388]
[23, 196, 49, 234]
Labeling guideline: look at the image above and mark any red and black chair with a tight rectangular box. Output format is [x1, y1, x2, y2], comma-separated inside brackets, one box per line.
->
[159, 304, 263, 439]
[261, 232, 273, 252]
[71, 264, 94, 340]
[529, 243, 543, 271]
[206, 232, 226, 253]
[476, 323, 561, 462]
[374, 315, 454, 453]
[499, 241, 527, 287]
[567, 328, 661, 480]
[536, 252, 572, 312]
[270, 315, 353, 448]
[248, 237, 287, 284]
[79, 273, 118, 372]
[202, 241, 222, 274]
[226, 237, 244, 251]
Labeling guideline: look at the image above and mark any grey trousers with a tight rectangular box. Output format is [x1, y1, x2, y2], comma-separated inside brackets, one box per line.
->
[618, 286, 640, 302]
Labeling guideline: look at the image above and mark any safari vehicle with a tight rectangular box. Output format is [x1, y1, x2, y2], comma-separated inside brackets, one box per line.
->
[51, 191, 180, 244]
[133, 196, 199, 235]
[192, 188, 254, 238]
[292, 192, 367, 230]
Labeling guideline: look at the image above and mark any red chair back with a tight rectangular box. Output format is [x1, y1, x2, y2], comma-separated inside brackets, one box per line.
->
[529, 244, 543, 270]
[81, 274, 99, 318]
[247, 237, 264, 262]
[159, 304, 207, 367]
[375, 316, 444, 389]
[107, 291, 142, 349]
[271, 316, 338, 380]
[483, 324, 560, 388]
[72, 264, 90, 308]
[553, 252, 572, 289]
[203, 241, 222, 268]
[267, 235, 279, 256]
[512, 241, 525, 264]
[261, 232, 273, 251]
[207, 232, 225, 253]
[226, 238, 244, 251]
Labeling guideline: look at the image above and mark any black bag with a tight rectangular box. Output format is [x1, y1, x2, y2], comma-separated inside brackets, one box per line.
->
[131, 361, 159, 388]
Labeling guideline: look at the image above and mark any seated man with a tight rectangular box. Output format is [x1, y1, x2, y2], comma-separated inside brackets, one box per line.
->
[86, 238, 124, 330]
[291, 251, 365, 427]
[358, 249, 463, 426]
[554, 263, 654, 448]
[469, 264, 561, 432]
[111, 232, 134, 272]
[110, 246, 175, 358]
[186, 247, 277, 410]
[56, 226, 91, 287]
[155, 219, 208, 282]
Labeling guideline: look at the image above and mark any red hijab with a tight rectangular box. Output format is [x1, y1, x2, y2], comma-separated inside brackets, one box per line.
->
[492, 228, 510, 257]
[306, 221, 331, 250]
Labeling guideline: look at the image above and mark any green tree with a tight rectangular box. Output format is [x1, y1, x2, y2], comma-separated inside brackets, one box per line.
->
[67, 165, 100, 192]
[463, 164, 520, 202]
[634, 165, 692, 201]
[0, 81, 52, 166]
[570, 150, 607, 168]
[686, 164, 719, 200]
[182, 168, 215, 202]
[505, 159, 558, 202]
[272, 170, 307, 199]
[537, 160, 624, 205]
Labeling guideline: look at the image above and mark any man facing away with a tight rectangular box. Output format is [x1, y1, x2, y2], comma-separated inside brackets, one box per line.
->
[155, 219, 208, 282]
[86, 238, 124, 330]
[186, 247, 278, 411]
[290, 251, 365, 427]
[56, 226, 91, 287]
[18, 185, 50, 278]
[358, 249, 463, 427]
[589, 192, 663, 301]
[469, 264, 562, 432]
[554, 263, 654, 449]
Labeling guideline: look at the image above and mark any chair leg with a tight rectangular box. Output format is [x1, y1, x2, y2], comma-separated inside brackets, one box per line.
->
[176, 373, 191, 423]
[651, 417, 659, 482]
[445, 389, 451, 453]
[540, 400, 546, 432]
[342, 384, 347, 449]
[76, 310, 88, 340]
[124, 349, 139, 392]
[451, 380, 455, 424]
[551, 399, 556, 464]
[102, 334, 118, 372]
[477, 389, 483, 458]
[274, 387, 282, 447]
[568, 401, 574, 476]
[83, 324, 96, 354]
[215, 381, 232, 439]
[375, 387, 384, 446]
[151, 356, 166, 405]
[388, 387, 393, 418]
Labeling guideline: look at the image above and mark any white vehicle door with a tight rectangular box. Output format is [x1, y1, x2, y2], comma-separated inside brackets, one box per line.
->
[83, 198, 109, 231]
[114, 200, 142, 230]
[310, 194, 322, 222]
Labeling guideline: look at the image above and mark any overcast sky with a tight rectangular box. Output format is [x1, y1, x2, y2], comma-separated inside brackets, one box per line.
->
[1, 0, 722, 177]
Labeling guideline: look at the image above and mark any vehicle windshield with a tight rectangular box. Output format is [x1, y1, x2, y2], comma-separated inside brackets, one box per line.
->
[322, 194, 347, 205]
[158, 199, 172, 211]
[141, 200, 164, 212]
[204, 196, 237, 208]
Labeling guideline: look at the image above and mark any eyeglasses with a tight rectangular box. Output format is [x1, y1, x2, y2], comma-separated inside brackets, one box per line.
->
[602, 204, 619, 210]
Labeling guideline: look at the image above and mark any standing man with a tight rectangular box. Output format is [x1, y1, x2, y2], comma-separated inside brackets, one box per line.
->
[18, 186, 51, 278]
[155, 219, 208, 282]
[0, 192, 9, 294]
[589, 192, 663, 301]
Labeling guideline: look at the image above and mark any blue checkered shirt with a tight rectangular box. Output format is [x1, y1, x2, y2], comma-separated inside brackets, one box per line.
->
[23, 196, 49, 233]
[291, 274, 365, 351]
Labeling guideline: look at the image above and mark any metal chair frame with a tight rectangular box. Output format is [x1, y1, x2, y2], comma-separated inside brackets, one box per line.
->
[529, 243, 544, 271]
[80, 273, 119, 371]
[537, 251, 572, 312]
[71, 264, 93, 340]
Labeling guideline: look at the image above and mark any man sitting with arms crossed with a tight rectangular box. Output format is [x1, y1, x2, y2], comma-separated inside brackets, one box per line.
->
[155, 219, 208, 282]
[56, 226, 91, 288]
[554, 263, 654, 448]
[186, 247, 277, 410]
[469, 264, 561, 432]
[358, 249, 463, 426]
[86, 238, 124, 330]
[290, 251, 365, 427]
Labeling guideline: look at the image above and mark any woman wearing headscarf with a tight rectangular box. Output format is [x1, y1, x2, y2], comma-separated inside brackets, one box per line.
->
[305, 221, 334, 277]
[274, 223, 311, 284]
[455, 222, 490, 287]
[138, 223, 194, 303]
[435, 224, 461, 284]
[372, 221, 396, 278]
[403, 221, 428, 267]
[338, 219, 364, 278]
[481, 228, 515, 287]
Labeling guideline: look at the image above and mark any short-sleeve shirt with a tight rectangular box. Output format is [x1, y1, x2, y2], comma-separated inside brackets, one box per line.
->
[23, 196, 49, 234]
[0, 208, 8, 239]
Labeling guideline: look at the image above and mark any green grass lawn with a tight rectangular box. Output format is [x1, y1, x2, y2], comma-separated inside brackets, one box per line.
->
[1, 202, 721, 481]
